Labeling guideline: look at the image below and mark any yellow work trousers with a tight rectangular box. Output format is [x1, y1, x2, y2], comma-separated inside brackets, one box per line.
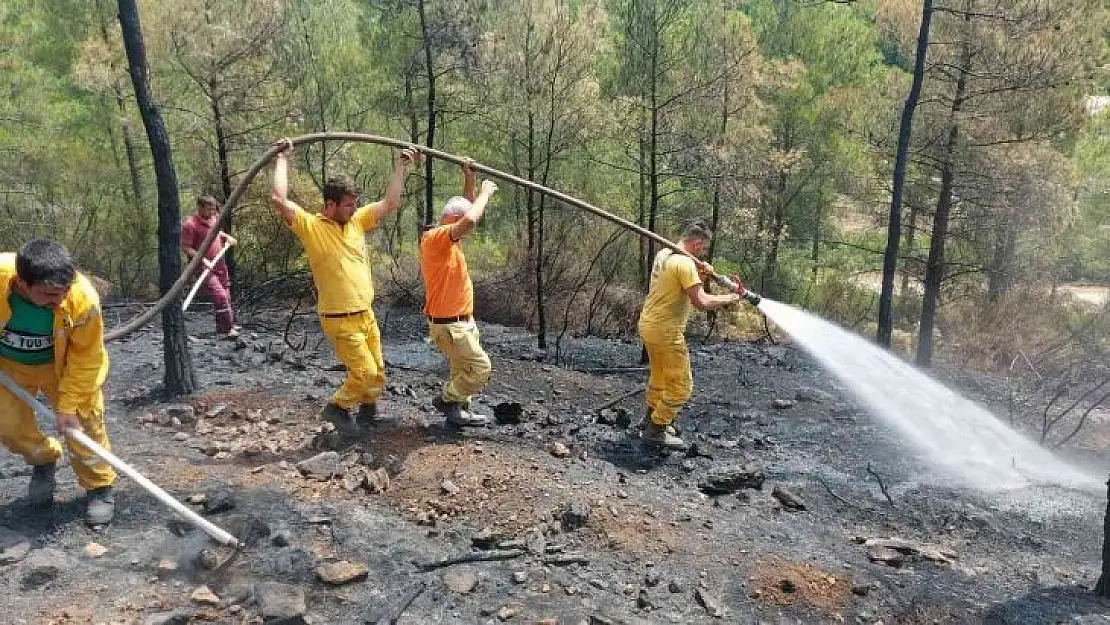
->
[641, 328, 692, 427]
[320, 311, 384, 409]
[0, 360, 116, 490]
[428, 321, 491, 405]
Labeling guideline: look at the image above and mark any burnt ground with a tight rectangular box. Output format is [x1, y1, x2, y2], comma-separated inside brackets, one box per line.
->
[0, 303, 1108, 624]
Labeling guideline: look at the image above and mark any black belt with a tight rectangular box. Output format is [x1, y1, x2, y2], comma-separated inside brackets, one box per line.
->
[428, 314, 471, 324]
[321, 310, 366, 319]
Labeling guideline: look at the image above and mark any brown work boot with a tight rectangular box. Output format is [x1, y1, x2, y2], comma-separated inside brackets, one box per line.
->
[27, 462, 56, 506]
[320, 402, 360, 436]
[641, 421, 685, 450]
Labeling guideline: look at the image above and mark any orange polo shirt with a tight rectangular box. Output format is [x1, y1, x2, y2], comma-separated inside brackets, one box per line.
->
[419, 225, 473, 318]
[285, 201, 379, 315]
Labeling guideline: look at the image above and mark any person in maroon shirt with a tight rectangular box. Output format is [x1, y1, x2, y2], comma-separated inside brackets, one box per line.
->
[180, 195, 239, 338]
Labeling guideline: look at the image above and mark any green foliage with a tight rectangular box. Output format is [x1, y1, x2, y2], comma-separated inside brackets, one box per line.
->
[0, 0, 1104, 354]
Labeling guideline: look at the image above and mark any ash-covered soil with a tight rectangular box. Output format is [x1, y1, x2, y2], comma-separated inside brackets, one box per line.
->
[0, 304, 1107, 625]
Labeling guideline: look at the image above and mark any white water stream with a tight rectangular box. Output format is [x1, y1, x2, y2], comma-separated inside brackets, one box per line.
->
[757, 299, 1100, 492]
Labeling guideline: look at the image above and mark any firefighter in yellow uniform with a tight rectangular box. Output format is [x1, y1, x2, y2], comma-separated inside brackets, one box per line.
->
[0, 240, 117, 524]
[270, 138, 420, 434]
[419, 159, 497, 427]
[638, 220, 740, 449]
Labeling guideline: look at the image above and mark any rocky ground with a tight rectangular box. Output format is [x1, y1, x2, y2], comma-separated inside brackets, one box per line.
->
[0, 303, 1108, 624]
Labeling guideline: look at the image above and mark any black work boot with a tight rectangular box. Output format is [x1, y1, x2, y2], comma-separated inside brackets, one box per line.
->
[85, 486, 115, 525]
[641, 421, 686, 450]
[320, 402, 360, 436]
[638, 409, 678, 436]
[27, 463, 57, 506]
[356, 402, 386, 428]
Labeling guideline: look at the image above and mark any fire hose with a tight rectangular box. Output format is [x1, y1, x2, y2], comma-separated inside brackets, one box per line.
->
[0, 369, 239, 548]
[181, 243, 232, 312]
[104, 132, 760, 343]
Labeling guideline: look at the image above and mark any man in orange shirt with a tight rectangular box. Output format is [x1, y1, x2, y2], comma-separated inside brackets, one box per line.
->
[270, 138, 421, 434]
[419, 160, 497, 427]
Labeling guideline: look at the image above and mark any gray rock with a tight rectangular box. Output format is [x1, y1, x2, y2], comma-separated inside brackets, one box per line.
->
[256, 582, 307, 621]
[20, 548, 69, 589]
[296, 451, 343, 480]
[165, 404, 197, 424]
[561, 500, 591, 531]
[699, 464, 765, 494]
[772, 486, 807, 511]
[695, 587, 725, 618]
[443, 568, 479, 594]
[472, 527, 502, 550]
[316, 560, 368, 585]
[0, 527, 31, 565]
[667, 580, 684, 594]
[143, 610, 192, 625]
[203, 488, 236, 514]
[772, 399, 795, 409]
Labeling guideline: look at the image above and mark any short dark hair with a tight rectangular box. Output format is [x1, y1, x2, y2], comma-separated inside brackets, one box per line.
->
[323, 175, 359, 205]
[16, 239, 76, 289]
[197, 195, 219, 209]
[680, 218, 713, 243]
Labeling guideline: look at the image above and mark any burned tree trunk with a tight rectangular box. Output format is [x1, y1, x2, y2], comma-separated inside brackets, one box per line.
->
[118, 0, 196, 395]
[1096, 478, 1110, 596]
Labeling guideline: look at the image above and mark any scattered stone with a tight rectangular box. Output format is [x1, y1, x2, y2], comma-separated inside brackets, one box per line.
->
[142, 610, 191, 625]
[564, 584, 580, 596]
[494, 402, 524, 425]
[795, 387, 833, 403]
[190, 585, 220, 605]
[615, 410, 634, 429]
[695, 587, 725, 618]
[20, 548, 68, 589]
[496, 603, 524, 621]
[868, 547, 905, 568]
[644, 572, 661, 587]
[771, 399, 794, 409]
[551, 442, 571, 458]
[343, 468, 367, 492]
[700, 464, 765, 494]
[443, 568, 479, 594]
[636, 588, 655, 610]
[512, 570, 528, 584]
[472, 528, 501, 550]
[296, 451, 343, 480]
[590, 578, 609, 590]
[441, 479, 460, 495]
[317, 560, 368, 586]
[851, 583, 871, 597]
[165, 404, 197, 424]
[857, 536, 956, 566]
[366, 467, 391, 494]
[771, 486, 806, 511]
[596, 408, 618, 425]
[84, 542, 108, 558]
[195, 549, 223, 570]
[203, 489, 236, 514]
[172, 432, 189, 442]
[256, 582, 307, 621]
[0, 527, 31, 565]
[157, 559, 179, 578]
[561, 500, 591, 531]
[667, 580, 684, 594]
[779, 579, 797, 593]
